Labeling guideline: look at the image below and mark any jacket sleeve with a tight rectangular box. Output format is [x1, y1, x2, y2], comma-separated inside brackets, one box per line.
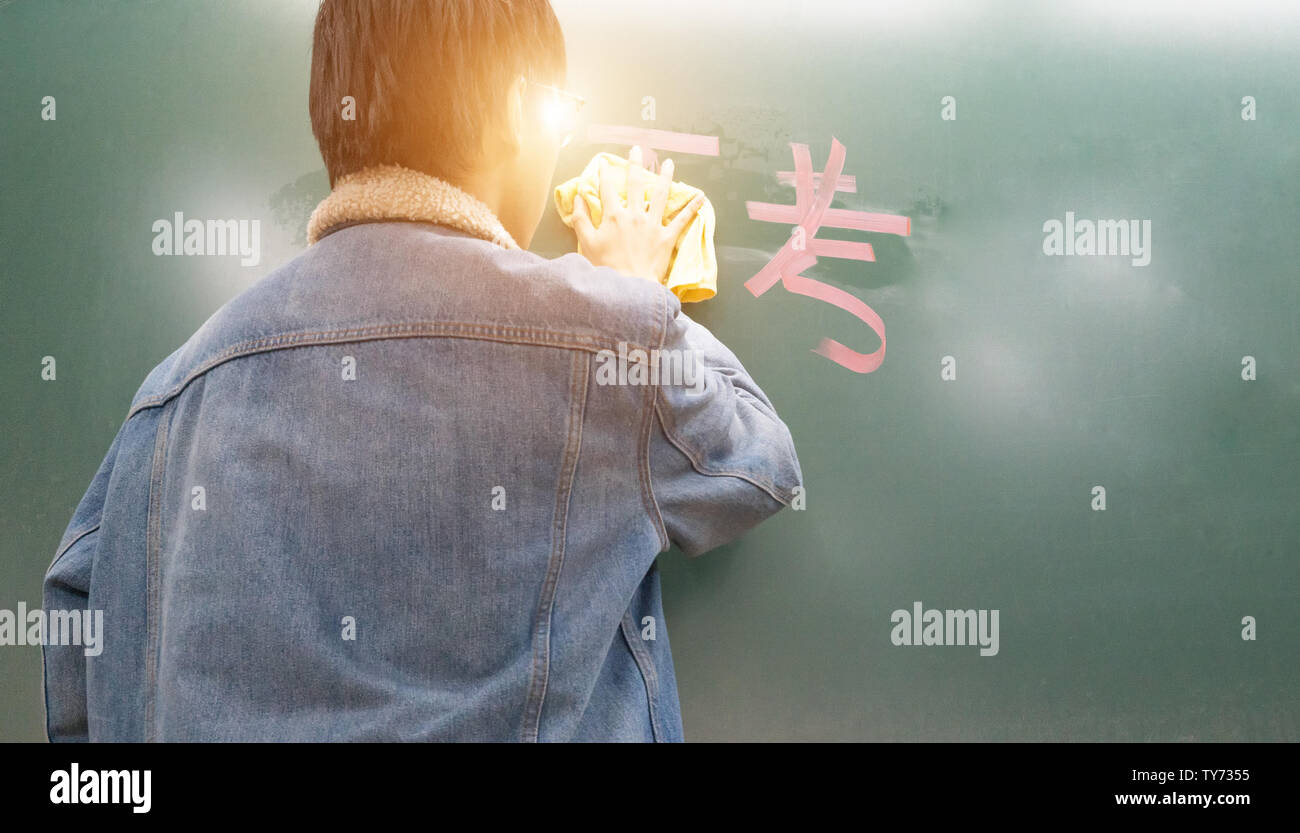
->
[648, 306, 802, 556]
[42, 427, 122, 742]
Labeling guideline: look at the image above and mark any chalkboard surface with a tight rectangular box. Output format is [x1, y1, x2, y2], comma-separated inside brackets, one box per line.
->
[2, 0, 1296, 740]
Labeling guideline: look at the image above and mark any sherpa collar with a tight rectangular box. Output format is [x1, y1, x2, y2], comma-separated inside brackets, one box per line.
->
[306, 163, 519, 249]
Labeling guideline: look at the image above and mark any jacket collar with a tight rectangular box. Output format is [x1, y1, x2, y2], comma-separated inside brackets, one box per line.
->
[306, 164, 519, 250]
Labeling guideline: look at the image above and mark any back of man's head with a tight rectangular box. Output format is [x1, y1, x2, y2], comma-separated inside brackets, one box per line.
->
[309, 0, 566, 188]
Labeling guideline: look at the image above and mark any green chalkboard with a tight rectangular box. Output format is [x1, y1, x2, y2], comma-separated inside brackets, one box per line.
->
[2, 0, 1297, 740]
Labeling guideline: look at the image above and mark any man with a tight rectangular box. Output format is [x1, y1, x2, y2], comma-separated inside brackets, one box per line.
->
[43, 0, 800, 742]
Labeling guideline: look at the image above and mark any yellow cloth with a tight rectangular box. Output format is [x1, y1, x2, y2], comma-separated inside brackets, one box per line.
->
[554, 152, 717, 303]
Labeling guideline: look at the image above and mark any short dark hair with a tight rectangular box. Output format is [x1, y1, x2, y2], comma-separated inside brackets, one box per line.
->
[310, 0, 566, 187]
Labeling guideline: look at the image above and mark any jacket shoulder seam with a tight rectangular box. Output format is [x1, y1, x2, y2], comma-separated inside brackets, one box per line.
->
[50, 522, 101, 568]
[652, 394, 792, 506]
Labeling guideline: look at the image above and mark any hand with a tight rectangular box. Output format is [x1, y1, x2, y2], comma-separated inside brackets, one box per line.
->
[571, 147, 704, 285]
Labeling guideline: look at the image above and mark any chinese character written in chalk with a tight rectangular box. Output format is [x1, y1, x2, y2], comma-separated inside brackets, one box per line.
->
[745, 138, 909, 374]
[586, 124, 720, 173]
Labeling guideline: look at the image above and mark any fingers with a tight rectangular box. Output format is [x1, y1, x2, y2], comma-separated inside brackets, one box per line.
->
[626, 146, 648, 213]
[648, 157, 674, 221]
[571, 193, 596, 240]
[666, 193, 705, 238]
[598, 158, 621, 217]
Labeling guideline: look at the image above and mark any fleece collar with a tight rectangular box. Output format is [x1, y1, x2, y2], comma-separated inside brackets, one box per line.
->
[306, 164, 519, 250]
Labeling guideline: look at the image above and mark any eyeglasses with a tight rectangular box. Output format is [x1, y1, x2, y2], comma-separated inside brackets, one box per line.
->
[525, 79, 585, 148]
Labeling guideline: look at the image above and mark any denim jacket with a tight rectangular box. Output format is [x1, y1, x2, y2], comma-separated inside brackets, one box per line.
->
[43, 165, 801, 742]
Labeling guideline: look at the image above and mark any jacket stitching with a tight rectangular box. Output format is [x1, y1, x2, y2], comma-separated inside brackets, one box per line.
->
[620, 611, 663, 741]
[653, 395, 792, 506]
[43, 526, 102, 740]
[638, 291, 671, 551]
[126, 324, 657, 420]
[143, 401, 173, 743]
[519, 350, 589, 742]
[51, 522, 100, 566]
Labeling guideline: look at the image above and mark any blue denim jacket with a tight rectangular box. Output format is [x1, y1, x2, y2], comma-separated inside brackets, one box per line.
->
[43, 220, 801, 741]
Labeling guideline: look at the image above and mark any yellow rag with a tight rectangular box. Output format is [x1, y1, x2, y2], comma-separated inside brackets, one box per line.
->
[554, 152, 717, 303]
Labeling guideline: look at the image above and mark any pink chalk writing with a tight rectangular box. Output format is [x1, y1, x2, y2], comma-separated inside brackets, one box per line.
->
[586, 124, 720, 172]
[745, 203, 910, 236]
[745, 138, 910, 374]
[776, 172, 856, 193]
